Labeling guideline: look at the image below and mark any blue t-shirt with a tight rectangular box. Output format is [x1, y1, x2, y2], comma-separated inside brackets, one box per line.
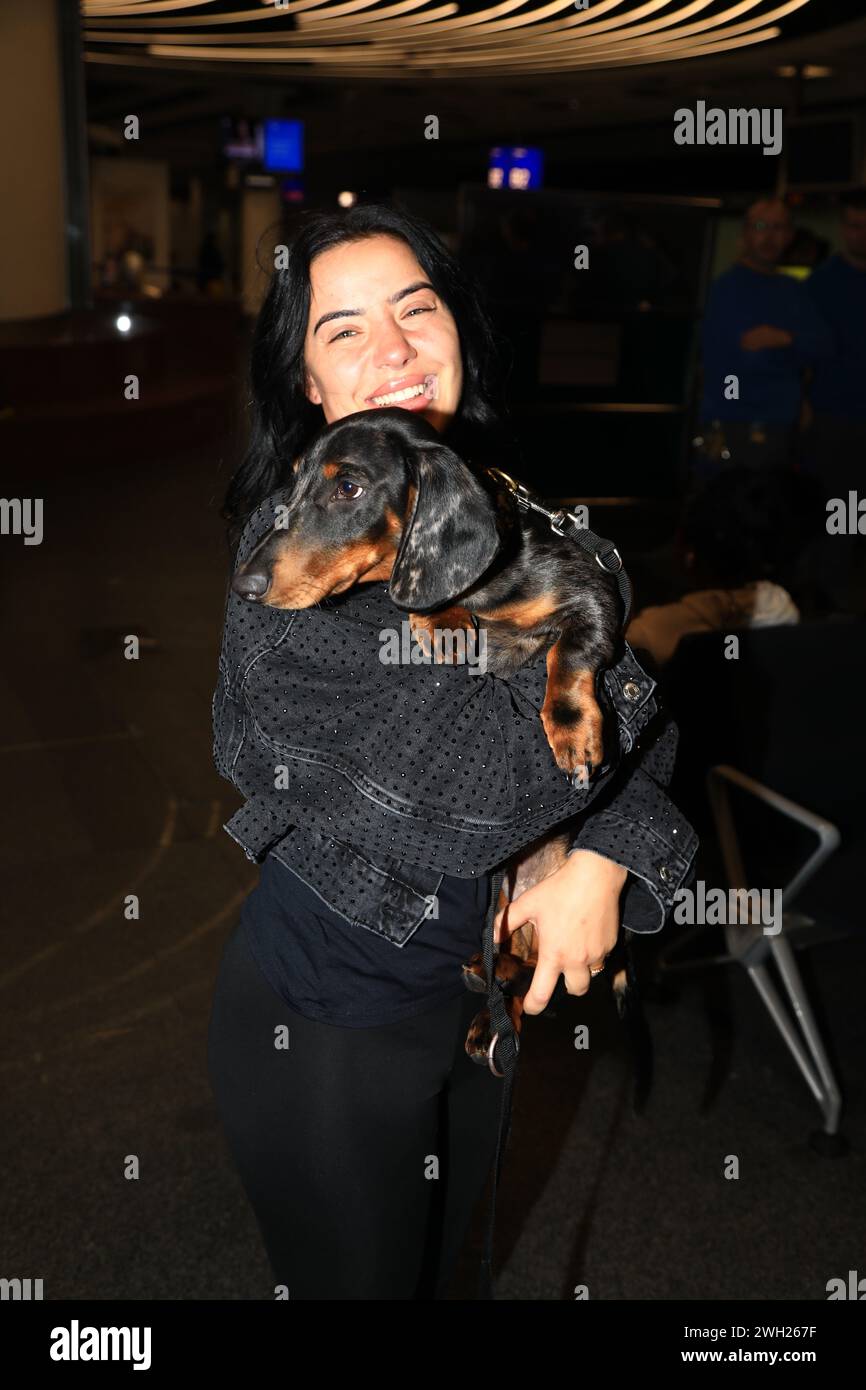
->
[700, 262, 833, 423]
[805, 253, 866, 420]
[241, 853, 492, 1028]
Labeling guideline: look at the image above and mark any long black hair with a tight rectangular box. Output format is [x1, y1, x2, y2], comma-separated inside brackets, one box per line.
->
[221, 202, 515, 554]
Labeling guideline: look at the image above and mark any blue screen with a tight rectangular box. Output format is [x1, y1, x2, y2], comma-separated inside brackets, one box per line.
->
[264, 119, 304, 172]
[488, 146, 543, 190]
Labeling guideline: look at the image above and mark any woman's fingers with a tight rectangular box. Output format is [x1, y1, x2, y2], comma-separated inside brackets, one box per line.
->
[523, 954, 564, 1015]
[494, 891, 533, 944]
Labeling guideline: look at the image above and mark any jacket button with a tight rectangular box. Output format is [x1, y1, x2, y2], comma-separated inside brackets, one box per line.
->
[658, 865, 672, 883]
[623, 680, 642, 701]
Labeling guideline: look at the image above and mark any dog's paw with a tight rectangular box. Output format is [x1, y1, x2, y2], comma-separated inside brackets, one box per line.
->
[464, 1006, 494, 1065]
[461, 955, 489, 993]
[542, 720, 604, 788]
[408, 607, 475, 663]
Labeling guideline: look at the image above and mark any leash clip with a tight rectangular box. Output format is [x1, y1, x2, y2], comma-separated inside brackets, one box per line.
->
[485, 466, 533, 513]
[485, 467, 584, 536]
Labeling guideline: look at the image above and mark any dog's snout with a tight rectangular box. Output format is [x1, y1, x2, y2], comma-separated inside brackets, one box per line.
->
[232, 569, 270, 601]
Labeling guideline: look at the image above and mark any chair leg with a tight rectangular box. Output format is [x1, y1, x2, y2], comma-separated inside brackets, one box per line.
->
[743, 940, 842, 1135]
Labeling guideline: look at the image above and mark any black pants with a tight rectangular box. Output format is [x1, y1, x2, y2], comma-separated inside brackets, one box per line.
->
[207, 919, 504, 1300]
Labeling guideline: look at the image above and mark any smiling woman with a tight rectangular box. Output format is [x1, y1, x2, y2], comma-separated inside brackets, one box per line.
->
[208, 202, 696, 1301]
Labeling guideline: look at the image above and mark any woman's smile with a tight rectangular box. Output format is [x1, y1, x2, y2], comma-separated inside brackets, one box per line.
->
[366, 372, 439, 409]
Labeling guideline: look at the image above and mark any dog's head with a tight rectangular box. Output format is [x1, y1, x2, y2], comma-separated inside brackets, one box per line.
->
[231, 407, 503, 612]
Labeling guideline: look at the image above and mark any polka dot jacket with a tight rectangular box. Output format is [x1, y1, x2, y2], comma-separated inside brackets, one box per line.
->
[213, 487, 699, 947]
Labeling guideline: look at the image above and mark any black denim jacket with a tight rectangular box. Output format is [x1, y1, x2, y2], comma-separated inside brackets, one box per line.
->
[213, 489, 698, 947]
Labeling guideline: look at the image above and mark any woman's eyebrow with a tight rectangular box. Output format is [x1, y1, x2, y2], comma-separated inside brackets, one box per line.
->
[313, 281, 435, 336]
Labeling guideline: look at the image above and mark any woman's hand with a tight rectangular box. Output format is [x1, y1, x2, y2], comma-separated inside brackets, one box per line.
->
[494, 849, 628, 1014]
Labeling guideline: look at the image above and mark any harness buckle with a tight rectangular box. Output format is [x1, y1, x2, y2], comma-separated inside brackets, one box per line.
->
[595, 545, 624, 574]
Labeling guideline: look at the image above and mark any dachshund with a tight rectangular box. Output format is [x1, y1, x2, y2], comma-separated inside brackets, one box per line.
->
[231, 407, 640, 1075]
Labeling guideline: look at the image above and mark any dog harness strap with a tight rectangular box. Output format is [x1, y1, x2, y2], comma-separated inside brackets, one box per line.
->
[565, 523, 634, 628]
[478, 862, 520, 1300]
[482, 466, 633, 627]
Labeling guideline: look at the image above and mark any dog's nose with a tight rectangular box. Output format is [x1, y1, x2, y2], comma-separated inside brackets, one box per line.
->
[232, 570, 270, 600]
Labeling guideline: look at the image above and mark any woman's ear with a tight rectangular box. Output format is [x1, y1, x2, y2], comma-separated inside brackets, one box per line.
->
[388, 443, 502, 611]
[304, 369, 322, 407]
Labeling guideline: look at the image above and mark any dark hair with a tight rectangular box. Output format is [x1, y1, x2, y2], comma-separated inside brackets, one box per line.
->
[221, 202, 513, 553]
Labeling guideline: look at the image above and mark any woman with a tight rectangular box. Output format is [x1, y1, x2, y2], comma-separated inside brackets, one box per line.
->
[207, 203, 695, 1300]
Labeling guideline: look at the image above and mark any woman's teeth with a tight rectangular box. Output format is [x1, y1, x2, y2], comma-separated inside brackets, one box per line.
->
[370, 375, 438, 407]
[370, 382, 427, 406]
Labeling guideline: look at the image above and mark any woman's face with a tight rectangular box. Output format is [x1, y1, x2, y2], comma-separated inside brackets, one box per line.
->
[302, 233, 463, 433]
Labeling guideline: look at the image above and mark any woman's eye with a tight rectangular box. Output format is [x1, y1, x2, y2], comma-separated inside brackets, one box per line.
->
[332, 478, 364, 500]
[405, 305, 435, 318]
[330, 328, 357, 342]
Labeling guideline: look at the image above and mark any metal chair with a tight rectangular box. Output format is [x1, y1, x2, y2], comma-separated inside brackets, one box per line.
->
[657, 763, 846, 1150]
[650, 619, 866, 1152]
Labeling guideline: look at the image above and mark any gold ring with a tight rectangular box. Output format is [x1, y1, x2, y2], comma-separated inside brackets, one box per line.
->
[589, 964, 605, 977]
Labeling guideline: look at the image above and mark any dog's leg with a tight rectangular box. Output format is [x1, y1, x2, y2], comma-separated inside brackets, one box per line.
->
[540, 633, 606, 789]
[463, 834, 570, 1064]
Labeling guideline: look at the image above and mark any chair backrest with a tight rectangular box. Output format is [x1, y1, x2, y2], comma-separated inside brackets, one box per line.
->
[657, 618, 866, 844]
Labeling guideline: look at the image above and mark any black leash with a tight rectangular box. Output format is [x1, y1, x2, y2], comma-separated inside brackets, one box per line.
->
[473, 468, 635, 1299]
[477, 860, 519, 1301]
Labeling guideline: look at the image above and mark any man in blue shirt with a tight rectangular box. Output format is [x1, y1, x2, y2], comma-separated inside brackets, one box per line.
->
[695, 197, 833, 477]
[800, 189, 866, 613]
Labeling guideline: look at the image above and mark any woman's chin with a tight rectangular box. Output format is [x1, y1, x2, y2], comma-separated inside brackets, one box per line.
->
[420, 402, 452, 433]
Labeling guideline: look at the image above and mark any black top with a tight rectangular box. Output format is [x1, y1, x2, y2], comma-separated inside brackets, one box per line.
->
[240, 853, 492, 1028]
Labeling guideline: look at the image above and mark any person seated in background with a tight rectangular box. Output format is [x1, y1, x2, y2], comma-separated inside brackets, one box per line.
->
[626, 468, 817, 667]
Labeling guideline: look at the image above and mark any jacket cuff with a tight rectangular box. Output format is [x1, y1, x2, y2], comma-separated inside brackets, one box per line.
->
[567, 773, 698, 933]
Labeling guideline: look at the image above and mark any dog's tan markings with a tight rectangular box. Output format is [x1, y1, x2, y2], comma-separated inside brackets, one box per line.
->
[478, 592, 558, 627]
[268, 538, 396, 606]
[540, 647, 604, 781]
[322, 461, 341, 479]
[400, 482, 417, 532]
[384, 504, 405, 539]
[264, 547, 327, 607]
[408, 605, 475, 661]
[357, 553, 394, 582]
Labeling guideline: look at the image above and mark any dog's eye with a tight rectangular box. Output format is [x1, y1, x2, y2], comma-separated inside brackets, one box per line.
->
[332, 478, 364, 501]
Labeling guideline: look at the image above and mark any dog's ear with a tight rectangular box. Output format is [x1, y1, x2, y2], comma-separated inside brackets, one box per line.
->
[388, 441, 502, 611]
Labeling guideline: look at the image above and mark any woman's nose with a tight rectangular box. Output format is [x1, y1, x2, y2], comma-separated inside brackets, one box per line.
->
[373, 322, 417, 367]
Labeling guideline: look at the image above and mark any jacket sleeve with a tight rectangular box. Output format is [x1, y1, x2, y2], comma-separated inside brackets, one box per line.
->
[565, 711, 698, 934]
